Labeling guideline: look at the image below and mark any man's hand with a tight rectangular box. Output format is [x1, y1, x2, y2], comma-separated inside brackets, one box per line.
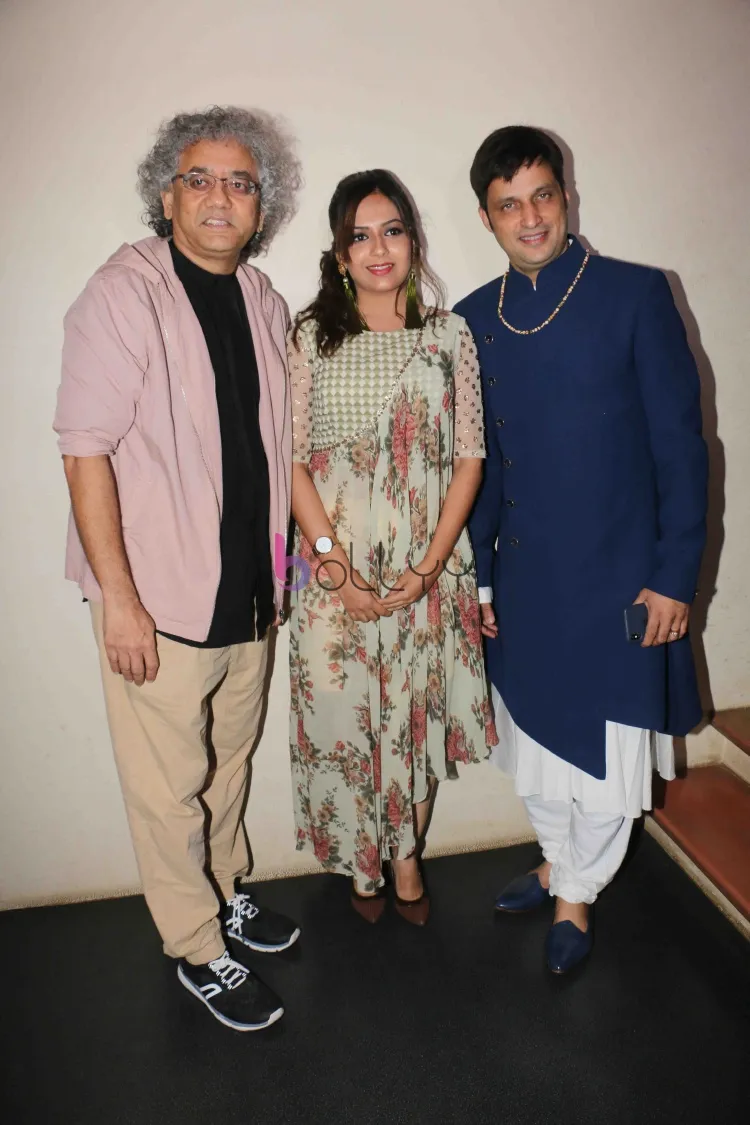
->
[63, 455, 158, 683]
[634, 588, 690, 647]
[103, 596, 159, 685]
[480, 603, 498, 639]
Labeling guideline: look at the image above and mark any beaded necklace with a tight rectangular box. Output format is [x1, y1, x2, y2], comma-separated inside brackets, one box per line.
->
[497, 250, 590, 335]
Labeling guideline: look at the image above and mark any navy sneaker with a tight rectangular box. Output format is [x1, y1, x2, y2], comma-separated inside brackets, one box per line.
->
[495, 871, 551, 913]
[177, 950, 283, 1031]
[225, 884, 300, 953]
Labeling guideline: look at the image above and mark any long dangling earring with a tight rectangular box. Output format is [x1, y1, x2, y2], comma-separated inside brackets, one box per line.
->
[405, 264, 422, 329]
[338, 260, 368, 330]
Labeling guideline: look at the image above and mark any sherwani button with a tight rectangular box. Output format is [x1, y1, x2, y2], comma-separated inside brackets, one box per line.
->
[496, 418, 505, 427]
[488, 377, 496, 386]
[510, 537, 519, 547]
[484, 334, 494, 343]
[506, 499, 515, 507]
[503, 458, 512, 468]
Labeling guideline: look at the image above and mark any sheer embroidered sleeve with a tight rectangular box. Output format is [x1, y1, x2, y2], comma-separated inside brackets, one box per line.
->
[287, 322, 315, 464]
[453, 320, 486, 457]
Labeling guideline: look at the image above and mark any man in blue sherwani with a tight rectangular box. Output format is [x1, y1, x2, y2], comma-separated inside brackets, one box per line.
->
[454, 126, 707, 974]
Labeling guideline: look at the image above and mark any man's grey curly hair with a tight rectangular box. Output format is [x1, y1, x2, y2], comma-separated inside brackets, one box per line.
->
[137, 105, 302, 258]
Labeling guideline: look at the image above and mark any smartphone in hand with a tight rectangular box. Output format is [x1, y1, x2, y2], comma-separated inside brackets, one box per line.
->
[624, 603, 648, 643]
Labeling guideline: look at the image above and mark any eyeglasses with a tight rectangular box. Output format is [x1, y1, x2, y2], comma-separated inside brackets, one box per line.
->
[172, 172, 261, 197]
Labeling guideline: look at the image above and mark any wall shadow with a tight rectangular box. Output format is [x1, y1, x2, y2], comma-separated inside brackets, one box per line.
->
[549, 130, 594, 254]
[662, 271, 724, 716]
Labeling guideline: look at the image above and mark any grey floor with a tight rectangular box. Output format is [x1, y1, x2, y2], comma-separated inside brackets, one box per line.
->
[2, 835, 748, 1125]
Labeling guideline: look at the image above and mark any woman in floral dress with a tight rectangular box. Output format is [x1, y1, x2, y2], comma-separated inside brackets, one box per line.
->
[287, 170, 496, 923]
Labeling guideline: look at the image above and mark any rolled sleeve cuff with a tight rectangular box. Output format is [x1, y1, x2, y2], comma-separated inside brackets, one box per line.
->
[56, 433, 117, 457]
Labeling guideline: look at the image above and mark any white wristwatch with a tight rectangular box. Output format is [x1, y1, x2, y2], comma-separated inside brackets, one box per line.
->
[313, 535, 335, 556]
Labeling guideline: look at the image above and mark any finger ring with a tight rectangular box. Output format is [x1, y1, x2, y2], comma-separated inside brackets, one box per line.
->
[669, 630, 679, 636]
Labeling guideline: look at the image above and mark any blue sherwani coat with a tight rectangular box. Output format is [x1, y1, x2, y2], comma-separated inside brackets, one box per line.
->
[454, 237, 708, 778]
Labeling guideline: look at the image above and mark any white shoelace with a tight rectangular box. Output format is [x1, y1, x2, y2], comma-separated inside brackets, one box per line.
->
[226, 893, 260, 937]
[207, 950, 248, 991]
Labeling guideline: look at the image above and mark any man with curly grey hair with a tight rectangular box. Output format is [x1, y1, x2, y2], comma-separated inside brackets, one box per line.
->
[54, 106, 302, 1032]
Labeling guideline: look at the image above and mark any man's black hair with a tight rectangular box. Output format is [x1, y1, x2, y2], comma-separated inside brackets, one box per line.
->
[470, 125, 566, 211]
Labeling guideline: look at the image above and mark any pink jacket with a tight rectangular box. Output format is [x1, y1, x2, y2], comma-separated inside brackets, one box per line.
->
[54, 236, 291, 641]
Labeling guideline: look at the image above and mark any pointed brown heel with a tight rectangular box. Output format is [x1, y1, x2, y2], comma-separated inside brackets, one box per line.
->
[389, 860, 430, 926]
[351, 885, 386, 924]
[394, 894, 430, 926]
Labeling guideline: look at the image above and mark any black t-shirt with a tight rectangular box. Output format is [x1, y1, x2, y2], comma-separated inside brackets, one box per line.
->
[161, 242, 274, 647]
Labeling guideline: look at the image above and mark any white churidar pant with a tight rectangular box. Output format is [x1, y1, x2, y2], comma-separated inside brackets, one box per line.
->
[491, 687, 675, 903]
[523, 796, 634, 904]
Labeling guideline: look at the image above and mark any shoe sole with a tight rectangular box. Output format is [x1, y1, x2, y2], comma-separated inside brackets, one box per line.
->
[494, 902, 549, 914]
[548, 958, 590, 975]
[547, 946, 593, 975]
[228, 927, 301, 953]
[177, 966, 284, 1031]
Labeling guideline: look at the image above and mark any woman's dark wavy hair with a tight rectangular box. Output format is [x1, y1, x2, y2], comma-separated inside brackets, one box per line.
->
[293, 169, 446, 358]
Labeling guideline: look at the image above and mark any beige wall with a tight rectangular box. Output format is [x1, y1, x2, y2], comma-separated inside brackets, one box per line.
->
[1, 0, 748, 906]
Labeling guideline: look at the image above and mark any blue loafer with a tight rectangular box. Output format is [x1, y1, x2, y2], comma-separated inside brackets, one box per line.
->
[495, 872, 551, 913]
[545, 919, 593, 974]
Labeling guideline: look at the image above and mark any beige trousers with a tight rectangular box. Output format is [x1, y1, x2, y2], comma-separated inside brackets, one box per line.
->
[91, 603, 269, 964]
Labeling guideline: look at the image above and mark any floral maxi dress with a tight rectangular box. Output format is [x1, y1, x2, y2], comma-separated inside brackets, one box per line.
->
[287, 312, 497, 890]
